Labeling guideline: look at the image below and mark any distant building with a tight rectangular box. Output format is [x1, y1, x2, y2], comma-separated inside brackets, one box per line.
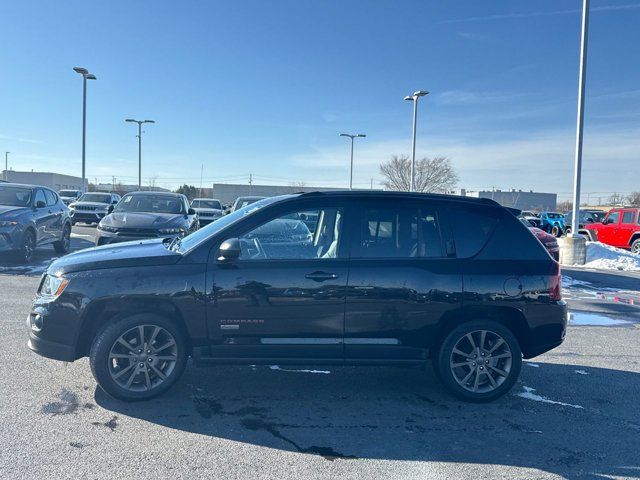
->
[94, 183, 170, 195]
[456, 189, 557, 212]
[209, 183, 354, 204]
[2, 170, 87, 192]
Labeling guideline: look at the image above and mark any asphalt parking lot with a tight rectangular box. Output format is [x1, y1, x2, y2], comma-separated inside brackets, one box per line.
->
[0, 230, 639, 479]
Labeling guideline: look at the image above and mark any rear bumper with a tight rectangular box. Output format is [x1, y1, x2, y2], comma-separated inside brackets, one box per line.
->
[522, 300, 567, 358]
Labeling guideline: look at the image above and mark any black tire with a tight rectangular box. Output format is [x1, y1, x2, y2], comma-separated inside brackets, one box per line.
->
[631, 238, 640, 255]
[15, 229, 36, 263]
[53, 223, 71, 254]
[551, 225, 561, 237]
[90, 313, 188, 402]
[435, 320, 522, 403]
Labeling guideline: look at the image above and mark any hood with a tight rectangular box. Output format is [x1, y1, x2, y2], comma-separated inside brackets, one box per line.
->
[101, 212, 186, 229]
[0, 205, 29, 216]
[48, 238, 182, 275]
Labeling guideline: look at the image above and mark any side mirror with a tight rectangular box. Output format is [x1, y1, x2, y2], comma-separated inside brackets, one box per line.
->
[217, 238, 241, 262]
[35, 200, 46, 209]
[107, 204, 114, 214]
[188, 208, 196, 215]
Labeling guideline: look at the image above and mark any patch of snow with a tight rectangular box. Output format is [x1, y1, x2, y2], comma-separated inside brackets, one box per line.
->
[269, 365, 331, 374]
[568, 312, 631, 326]
[526, 363, 540, 368]
[562, 276, 592, 288]
[583, 242, 640, 272]
[574, 370, 590, 375]
[516, 386, 584, 409]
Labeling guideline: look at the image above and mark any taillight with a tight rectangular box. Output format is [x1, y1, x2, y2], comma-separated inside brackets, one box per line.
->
[549, 265, 562, 301]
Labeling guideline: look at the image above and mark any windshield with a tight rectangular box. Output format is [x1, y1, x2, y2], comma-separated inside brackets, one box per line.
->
[234, 197, 264, 210]
[79, 193, 111, 203]
[175, 195, 291, 253]
[0, 186, 32, 207]
[192, 199, 222, 210]
[59, 190, 79, 197]
[546, 213, 563, 219]
[115, 194, 185, 214]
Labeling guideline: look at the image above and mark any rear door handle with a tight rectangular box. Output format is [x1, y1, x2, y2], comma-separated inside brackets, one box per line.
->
[305, 271, 339, 282]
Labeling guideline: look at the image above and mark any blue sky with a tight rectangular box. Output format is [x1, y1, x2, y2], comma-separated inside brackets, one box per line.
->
[1, 1, 638, 200]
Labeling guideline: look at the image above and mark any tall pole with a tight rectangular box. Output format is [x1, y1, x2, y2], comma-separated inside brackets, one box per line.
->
[570, 0, 590, 237]
[340, 133, 366, 190]
[349, 137, 354, 190]
[4, 152, 9, 181]
[81, 75, 87, 193]
[138, 122, 142, 190]
[409, 98, 418, 192]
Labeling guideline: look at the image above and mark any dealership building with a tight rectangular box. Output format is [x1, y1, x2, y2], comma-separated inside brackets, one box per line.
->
[456, 189, 557, 212]
[2, 170, 87, 192]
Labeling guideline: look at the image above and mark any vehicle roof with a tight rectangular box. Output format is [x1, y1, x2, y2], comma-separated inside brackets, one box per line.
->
[0, 182, 54, 190]
[296, 190, 502, 207]
[123, 191, 183, 197]
[193, 197, 221, 201]
[235, 195, 266, 200]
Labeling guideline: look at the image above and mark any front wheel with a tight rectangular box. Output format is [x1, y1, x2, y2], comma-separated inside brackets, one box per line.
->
[551, 225, 561, 237]
[90, 314, 188, 401]
[435, 320, 522, 402]
[15, 229, 36, 263]
[631, 238, 640, 254]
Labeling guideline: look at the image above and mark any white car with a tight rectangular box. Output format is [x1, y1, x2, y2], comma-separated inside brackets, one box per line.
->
[191, 198, 224, 226]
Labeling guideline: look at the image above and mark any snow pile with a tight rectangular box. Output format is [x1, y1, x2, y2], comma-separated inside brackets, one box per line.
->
[583, 242, 640, 272]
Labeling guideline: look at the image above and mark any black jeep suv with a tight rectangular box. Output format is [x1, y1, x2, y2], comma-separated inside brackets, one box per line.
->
[28, 191, 566, 402]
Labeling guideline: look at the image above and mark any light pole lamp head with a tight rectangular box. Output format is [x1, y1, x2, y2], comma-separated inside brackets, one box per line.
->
[73, 67, 89, 75]
[86, 74, 97, 80]
[404, 95, 413, 101]
[356, 134, 366, 138]
[143, 120, 155, 124]
[414, 90, 429, 97]
[339, 133, 351, 137]
[125, 119, 138, 123]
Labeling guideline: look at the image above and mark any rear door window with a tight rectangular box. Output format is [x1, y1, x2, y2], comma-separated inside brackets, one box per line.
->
[607, 211, 620, 224]
[622, 211, 635, 224]
[34, 189, 46, 206]
[354, 204, 443, 258]
[44, 189, 57, 206]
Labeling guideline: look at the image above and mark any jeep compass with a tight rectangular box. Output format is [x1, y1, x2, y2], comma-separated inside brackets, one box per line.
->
[28, 191, 566, 402]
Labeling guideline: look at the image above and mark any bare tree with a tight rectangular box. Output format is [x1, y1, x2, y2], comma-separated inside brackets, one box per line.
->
[557, 200, 573, 213]
[608, 192, 624, 205]
[289, 181, 307, 190]
[147, 175, 159, 191]
[380, 155, 459, 193]
[627, 191, 640, 206]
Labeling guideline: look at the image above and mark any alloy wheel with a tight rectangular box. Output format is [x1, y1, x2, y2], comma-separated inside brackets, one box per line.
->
[449, 329, 513, 394]
[108, 325, 178, 392]
[23, 232, 35, 262]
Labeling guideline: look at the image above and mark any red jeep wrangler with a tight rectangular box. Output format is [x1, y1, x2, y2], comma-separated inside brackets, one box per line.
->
[581, 208, 640, 253]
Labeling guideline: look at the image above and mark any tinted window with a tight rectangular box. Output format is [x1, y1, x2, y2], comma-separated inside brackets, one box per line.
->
[354, 205, 442, 258]
[607, 211, 620, 224]
[447, 207, 497, 258]
[0, 186, 32, 206]
[239, 207, 342, 260]
[34, 189, 46, 206]
[44, 189, 57, 206]
[622, 211, 635, 224]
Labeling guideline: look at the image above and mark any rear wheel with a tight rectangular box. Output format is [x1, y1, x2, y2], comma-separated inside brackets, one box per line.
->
[631, 238, 640, 254]
[435, 320, 522, 402]
[53, 223, 71, 254]
[90, 314, 188, 401]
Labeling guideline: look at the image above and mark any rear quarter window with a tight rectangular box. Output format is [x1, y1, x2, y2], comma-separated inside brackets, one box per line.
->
[443, 206, 498, 258]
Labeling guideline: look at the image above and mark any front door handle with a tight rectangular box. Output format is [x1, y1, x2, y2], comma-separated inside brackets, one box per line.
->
[305, 271, 339, 282]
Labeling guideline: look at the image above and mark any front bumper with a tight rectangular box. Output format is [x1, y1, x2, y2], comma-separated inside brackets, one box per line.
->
[0, 226, 24, 252]
[26, 298, 81, 362]
[71, 211, 107, 223]
[28, 333, 75, 361]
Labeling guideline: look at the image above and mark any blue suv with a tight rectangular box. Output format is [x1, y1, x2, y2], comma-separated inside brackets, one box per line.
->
[539, 212, 565, 237]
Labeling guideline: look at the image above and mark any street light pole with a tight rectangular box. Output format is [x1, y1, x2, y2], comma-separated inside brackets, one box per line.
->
[404, 90, 429, 192]
[73, 67, 96, 193]
[125, 119, 155, 190]
[339, 133, 366, 190]
[4, 152, 9, 181]
[570, 0, 590, 237]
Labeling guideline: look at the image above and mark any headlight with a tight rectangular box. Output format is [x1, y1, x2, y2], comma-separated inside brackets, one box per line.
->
[97, 224, 118, 233]
[0, 220, 18, 227]
[158, 227, 185, 235]
[39, 274, 69, 298]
